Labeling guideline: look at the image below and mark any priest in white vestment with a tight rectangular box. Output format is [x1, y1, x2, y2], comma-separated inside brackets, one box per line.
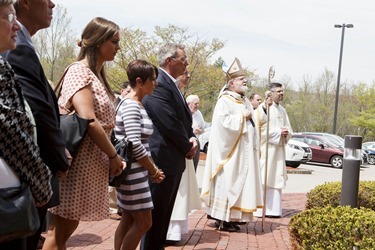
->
[254, 83, 292, 217]
[200, 58, 263, 231]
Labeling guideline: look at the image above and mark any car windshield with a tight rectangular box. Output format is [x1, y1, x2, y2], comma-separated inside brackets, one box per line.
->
[300, 133, 344, 148]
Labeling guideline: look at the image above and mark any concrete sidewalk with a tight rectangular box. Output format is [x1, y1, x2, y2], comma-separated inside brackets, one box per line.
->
[63, 193, 306, 250]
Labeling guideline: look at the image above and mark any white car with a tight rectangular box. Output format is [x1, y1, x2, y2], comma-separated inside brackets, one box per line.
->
[199, 127, 312, 168]
[285, 139, 312, 168]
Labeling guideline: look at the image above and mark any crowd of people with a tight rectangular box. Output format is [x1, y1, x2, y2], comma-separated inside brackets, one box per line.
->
[0, 0, 292, 249]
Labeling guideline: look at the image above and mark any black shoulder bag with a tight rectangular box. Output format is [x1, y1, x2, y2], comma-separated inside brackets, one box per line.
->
[55, 64, 94, 159]
[109, 98, 133, 187]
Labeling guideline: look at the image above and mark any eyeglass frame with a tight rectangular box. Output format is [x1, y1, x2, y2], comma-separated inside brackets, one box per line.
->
[170, 56, 188, 64]
[3, 13, 17, 23]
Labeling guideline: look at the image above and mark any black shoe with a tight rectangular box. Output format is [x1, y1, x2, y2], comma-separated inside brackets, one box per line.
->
[265, 215, 282, 218]
[230, 223, 241, 230]
[207, 214, 217, 220]
[165, 240, 179, 246]
[215, 221, 239, 232]
[232, 221, 247, 225]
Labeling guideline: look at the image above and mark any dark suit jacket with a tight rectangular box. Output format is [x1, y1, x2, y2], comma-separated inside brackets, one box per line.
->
[143, 68, 195, 175]
[2, 27, 69, 207]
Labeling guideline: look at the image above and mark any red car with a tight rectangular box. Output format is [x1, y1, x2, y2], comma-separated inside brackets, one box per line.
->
[291, 133, 344, 168]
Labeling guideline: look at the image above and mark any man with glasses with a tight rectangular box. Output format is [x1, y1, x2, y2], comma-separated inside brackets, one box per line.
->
[254, 82, 293, 218]
[201, 58, 263, 232]
[141, 43, 198, 250]
[2, 0, 70, 248]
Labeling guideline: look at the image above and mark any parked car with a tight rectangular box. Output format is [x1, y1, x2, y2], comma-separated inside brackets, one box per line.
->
[302, 132, 368, 164]
[362, 142, 375, 165]
[285, 139, 312, 168]
[198, 126, 312, 168]
[362, 141, 375, 150]
[292, 133, 344, 168]
[300, 132, 344, 147]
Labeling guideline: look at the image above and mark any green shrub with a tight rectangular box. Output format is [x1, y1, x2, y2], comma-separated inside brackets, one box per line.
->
[289, 206, 375, 250]
[306, 181, 375, 210]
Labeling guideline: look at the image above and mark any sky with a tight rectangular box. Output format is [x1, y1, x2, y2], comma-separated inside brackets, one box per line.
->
[57, 0, 375, 86]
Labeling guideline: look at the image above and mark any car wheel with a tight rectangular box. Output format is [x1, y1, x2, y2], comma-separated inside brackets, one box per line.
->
[286, 161, 300, 168]
[330, 155, 343, 168]
[368, 155, 375, 165]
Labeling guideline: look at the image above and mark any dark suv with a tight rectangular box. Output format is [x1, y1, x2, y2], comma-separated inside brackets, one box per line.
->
[292, 133, 344, 168]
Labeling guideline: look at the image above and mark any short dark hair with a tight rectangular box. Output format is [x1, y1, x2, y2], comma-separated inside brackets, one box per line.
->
[126, 60, 158, 88]
[249, 93, 260, 100]
[269, 82, 282, 90]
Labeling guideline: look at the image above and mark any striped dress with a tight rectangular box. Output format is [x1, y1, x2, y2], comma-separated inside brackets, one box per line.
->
[114, 98, 154, 211]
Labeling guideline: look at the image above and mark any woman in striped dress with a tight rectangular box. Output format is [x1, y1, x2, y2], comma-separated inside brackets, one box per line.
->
[114, 60, 165, 250]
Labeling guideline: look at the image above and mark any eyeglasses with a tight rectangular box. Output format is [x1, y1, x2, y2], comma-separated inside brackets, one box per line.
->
[4, 13, 17, 23]
[272, 90, 284, 93]
[170, 56, 188, 63]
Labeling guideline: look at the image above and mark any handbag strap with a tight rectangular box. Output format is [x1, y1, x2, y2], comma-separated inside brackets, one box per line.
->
[54, 62, 81, 114]
[112, 98, 131, 142]
[115, 97, 128, 114]
[54, 62, 79, 98]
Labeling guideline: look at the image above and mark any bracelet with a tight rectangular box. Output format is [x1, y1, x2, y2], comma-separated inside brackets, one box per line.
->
[109, 153, 117, 159]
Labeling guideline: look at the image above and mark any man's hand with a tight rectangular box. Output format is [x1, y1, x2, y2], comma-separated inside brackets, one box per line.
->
[281, 127, 289, 137]
[193, 127, 203, 135]
[242, 110, 252, 121]
[186, 137, 198, 159]
[265, 96, 273, 107]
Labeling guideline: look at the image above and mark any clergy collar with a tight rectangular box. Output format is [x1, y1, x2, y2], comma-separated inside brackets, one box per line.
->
[221, 90, 245, 102]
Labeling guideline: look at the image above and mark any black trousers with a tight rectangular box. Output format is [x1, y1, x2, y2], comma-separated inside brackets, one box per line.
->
[140, 172, 183, 250]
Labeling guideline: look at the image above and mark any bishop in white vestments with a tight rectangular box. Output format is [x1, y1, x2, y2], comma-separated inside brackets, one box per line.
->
[200, 58, 263, 231]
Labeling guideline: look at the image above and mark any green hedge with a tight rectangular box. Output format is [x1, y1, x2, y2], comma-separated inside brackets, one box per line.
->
[289, 206, 375, 250]
[306, 181, 375, 210]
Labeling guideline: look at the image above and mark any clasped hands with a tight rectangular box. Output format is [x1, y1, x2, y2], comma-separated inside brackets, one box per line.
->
[186, 137, 198, 159]
[242, 110, 252, 121]
[281, 127, 289, 137]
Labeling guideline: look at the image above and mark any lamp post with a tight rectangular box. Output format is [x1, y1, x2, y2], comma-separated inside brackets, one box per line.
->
[332, 23, 353, 134]
[341, 135, 362, 208]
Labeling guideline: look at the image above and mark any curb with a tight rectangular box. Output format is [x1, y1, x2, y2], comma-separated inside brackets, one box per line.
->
[287, 167, 313, 174]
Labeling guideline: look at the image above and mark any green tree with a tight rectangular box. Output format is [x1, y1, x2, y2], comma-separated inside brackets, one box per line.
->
[108, 24, 226, 121]
[32, 5, 77, 85]
[350, 83, 375, 140]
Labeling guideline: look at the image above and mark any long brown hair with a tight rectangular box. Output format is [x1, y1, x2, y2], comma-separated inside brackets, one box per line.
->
[77, 17, 119, 97]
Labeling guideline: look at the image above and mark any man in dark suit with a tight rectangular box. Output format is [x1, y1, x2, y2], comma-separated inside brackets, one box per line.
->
[141, 43, 198, 250]
[2, 0, 70, 249]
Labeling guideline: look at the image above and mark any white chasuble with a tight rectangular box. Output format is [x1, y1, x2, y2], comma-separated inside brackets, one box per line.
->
[200, 91, 263, 222]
